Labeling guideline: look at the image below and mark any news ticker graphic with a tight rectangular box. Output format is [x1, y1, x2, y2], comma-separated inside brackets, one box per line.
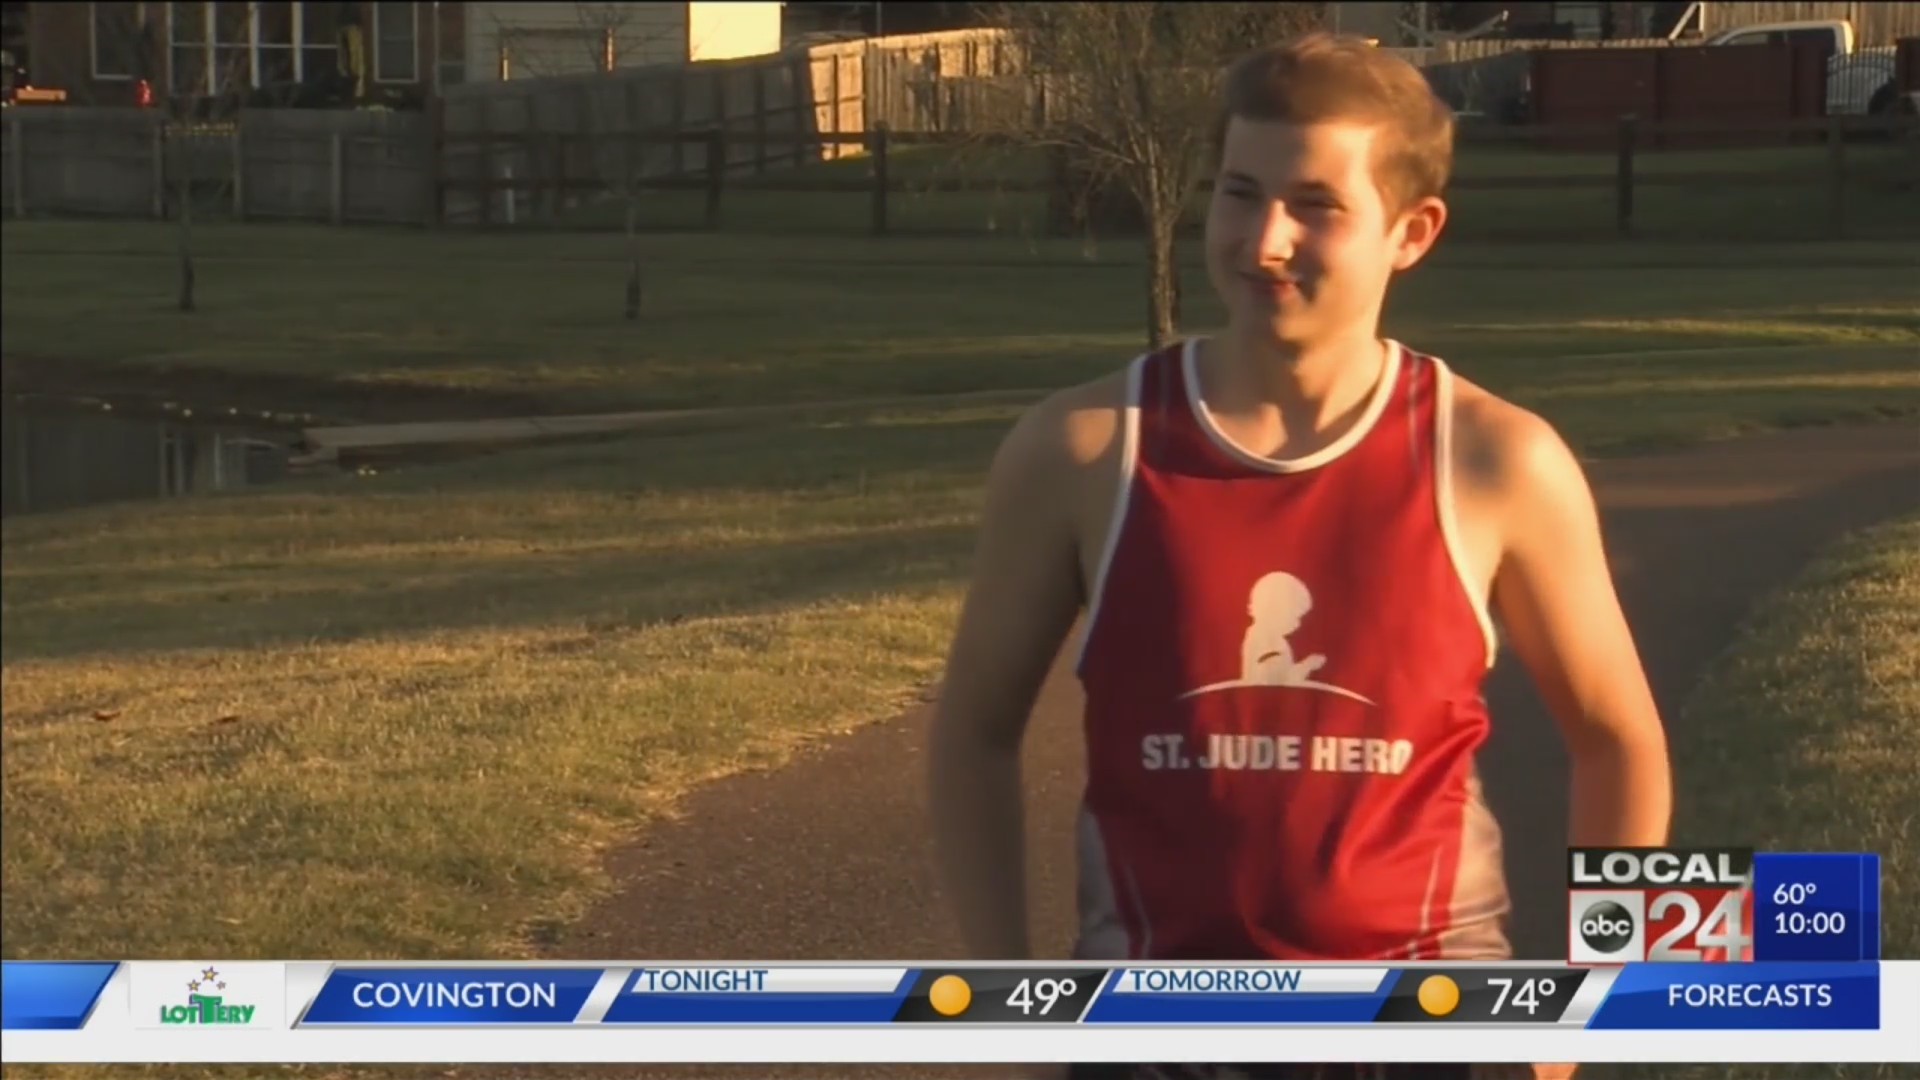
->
[1566, 848, 1881, 964]
[6, 961, 1915, 1065]
[0, 960, 1886, 1030]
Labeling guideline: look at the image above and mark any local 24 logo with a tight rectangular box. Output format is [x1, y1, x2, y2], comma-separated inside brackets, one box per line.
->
[1567, 847, 1756, 964]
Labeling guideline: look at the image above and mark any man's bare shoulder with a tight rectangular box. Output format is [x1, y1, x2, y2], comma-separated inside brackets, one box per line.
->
[996, 365, 1134, 478]
[1449, 373, 1589, 504]
[969, 364, 1138, 611]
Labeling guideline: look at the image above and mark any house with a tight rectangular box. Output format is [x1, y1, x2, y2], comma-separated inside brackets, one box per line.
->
[1432, 1, 1920, 44]
[13, 2, 462, 108]
[1326, 3, 1405, 44]
[1433, 2, 1680, 39]
[464, 1, 783, 83]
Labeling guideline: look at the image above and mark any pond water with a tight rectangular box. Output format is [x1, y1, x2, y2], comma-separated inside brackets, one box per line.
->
[1, 398, 302, 518]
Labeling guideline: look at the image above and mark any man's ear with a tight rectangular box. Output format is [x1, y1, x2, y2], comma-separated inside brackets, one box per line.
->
[1391, 195, 1449, 271]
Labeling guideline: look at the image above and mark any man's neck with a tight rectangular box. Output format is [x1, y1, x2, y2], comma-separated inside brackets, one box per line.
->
[1200, 328, 1391, 459]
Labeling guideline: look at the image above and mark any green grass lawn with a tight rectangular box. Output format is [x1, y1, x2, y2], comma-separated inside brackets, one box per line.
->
[4, 221, 1916, 426]
[0, 405, 1007, 960]
[1610, 514, 1919, 1080]
[1, 222, 1917, 978]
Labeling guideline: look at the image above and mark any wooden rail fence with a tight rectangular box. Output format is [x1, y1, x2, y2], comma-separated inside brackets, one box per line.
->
[431, 112, 1919, 240]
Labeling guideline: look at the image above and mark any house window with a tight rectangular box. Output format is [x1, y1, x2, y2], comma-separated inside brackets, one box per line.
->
[168, 0, 208, 95]
[300, 2, 342, 83]
[165, 2, 343, 95]
[373, 2, 416, 83]
[211, 1, 250, 90]
[435, 2, 463, 87]
[90, 2, 141, 79]
[1548, 2, 1605, 38]
[166, 2, 246, 95]
[256, 1, 294, 85]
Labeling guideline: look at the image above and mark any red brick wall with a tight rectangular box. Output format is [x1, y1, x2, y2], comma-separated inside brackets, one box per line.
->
[25, 1, 156, 105]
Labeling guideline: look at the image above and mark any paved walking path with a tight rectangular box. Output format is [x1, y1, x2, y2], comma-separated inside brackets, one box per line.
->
[295, 388, 1052, 460]
[296, 342, 1897, 459]
[479, 422, 1920, 1080]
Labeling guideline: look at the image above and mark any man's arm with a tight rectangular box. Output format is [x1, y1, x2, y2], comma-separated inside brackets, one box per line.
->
[1488, 414, 1673, 848]
[927, 397, 1089, 959]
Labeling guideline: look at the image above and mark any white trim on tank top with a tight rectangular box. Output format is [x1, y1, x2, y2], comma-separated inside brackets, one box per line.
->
[1182, 336, 1405, 474]
[1432, 357, 1502, 669]
[1076, 342, 1500, 674]
[1073, 354, 1146, 674]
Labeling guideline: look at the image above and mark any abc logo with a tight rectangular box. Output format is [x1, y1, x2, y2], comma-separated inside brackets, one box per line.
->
[1579, 900, 1637, 954]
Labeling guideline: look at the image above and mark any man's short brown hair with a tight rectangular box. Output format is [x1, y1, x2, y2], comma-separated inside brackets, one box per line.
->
[1213, 32, 1455, 215]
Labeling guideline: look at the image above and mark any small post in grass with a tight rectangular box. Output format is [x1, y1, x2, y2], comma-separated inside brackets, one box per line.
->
[1827, 113, 1847, 240]
[870, 124, 890, 237]
[704, 129, 725, 230]
[329, 130, 345, 226]
[230, 120, 245, 221]
[551, 132, 567, 224]
[1615, 113, 1637, 239]
[150, 119, 165, 219]
[752, 66, 768, 175]
[8, 114, 25, 219]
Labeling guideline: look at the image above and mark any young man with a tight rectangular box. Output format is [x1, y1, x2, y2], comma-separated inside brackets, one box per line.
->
[927, 31, 1673, 1080]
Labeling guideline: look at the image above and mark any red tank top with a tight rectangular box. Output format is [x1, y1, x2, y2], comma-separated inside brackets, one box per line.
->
[1073, 339, 1511, 962]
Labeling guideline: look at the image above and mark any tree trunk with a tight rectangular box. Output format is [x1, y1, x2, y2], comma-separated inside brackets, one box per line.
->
[1143, 207, 1179, 349]
[173, 130, 196, 313]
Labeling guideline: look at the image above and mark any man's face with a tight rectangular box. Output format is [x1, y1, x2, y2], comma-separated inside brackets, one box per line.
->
[1204, 117, 1440, 349]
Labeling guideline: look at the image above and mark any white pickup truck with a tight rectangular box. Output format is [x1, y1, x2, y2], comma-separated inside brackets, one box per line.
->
[1703, 18, 1909, 117]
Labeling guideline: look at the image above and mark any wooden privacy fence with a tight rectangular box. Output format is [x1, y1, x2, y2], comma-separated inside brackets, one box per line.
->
[433, 113, 1917, 241]
[433, 28, 1011, 225]
[0, 28, 1016, 226]
[1, 107, 431, 225]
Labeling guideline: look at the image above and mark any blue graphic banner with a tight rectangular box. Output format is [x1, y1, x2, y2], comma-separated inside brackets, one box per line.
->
[298, 968, 603, 1025]
[599, 969, 914, 1024]
[1753, 853, 1874, 963]
[0, 962, 119, 1031]
[1084, 994, 1388, 1025]
[1081, 970, 1390, 1026]
[1862, 855, 1882, 962]
[1586, 962, 1878, 1030]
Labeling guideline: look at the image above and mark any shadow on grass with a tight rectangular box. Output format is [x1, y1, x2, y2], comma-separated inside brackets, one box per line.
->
[1757, 307, 1920, 333]
[8, 368, 1917, 667]
[0, 514, 980, 668]
[0, 415, 1014, 665]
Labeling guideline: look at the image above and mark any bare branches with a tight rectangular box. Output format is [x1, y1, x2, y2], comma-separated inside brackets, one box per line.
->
[160, 7, 258, 313]
[970, 1, 1324, 346]
[486, 2, 681, 81]
[478, 4, 684, 321]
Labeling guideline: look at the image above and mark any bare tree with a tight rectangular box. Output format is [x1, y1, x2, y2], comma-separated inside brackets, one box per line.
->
[90, 5, 228, 314]
[977, 2, 1324, 348]
[574, 4, 658, 323]
[485, 3, 680, 320]
[154, 9, 255, 313]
